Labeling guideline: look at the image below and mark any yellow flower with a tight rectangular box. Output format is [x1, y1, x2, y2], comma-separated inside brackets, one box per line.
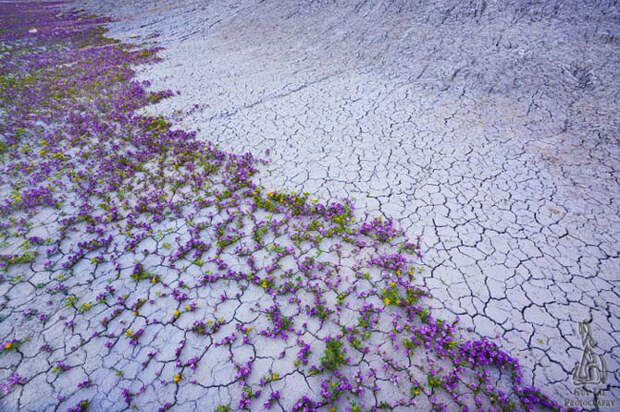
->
[271, 373, 277, 380]
[383, 297, 391, 305]
[261, 279, 268, 289]
[125, 330, 133, 337]
[389, 281, 396, 287]
[173, 310, 180, 318]
[173, 373, 181, 383]
[4, 342, 12, 350]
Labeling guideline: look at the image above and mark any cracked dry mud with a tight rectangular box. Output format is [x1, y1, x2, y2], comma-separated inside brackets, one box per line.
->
[0, 0, 618, 411]
[75, 0, 619, 405]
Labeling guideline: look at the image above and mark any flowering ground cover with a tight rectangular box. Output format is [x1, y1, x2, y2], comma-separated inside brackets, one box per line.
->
[0, 2, 570, 411]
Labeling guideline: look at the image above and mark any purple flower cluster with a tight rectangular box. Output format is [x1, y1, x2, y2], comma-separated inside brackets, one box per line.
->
[359, 217, 399, 242]
[0, 372, 26, 395]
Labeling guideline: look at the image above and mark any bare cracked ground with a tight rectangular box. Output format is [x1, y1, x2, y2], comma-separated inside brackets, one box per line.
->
[73, 0, 620, 405]
[0, 0, 618, 411]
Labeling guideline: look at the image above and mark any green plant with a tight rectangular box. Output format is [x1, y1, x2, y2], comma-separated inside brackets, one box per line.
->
[320, 338, 346, 371]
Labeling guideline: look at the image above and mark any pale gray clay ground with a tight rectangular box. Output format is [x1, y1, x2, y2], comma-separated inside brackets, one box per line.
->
[12, 0, 620, 409]
[76, 0, 620, 405]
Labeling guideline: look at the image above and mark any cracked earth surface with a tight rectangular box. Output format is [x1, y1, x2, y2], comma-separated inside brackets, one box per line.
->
[72, 0, 620, 406]
[0, 0, 618, 411]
